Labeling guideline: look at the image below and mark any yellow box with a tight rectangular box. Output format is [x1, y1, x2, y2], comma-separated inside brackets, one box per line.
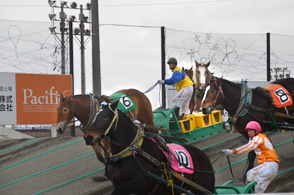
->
[178, 118, 192, 133]
[182, 114, 197, 132]
[211, 110, 222, 124]
[193, 112, 212, 127]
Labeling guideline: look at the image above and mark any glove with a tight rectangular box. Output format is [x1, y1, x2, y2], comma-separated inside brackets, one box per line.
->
[158, 80, 165, 84]
[222, 149, 233, 156]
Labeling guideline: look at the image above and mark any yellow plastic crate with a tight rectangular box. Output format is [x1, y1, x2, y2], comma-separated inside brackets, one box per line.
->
[178, 118, 191, 133]
[181, 114, 197, 132]
[211, 110, 222, 124]
[193, 112, 212, 127]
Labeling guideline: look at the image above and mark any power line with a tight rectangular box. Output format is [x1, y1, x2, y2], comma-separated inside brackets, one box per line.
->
[100, 0, 235, 7]
[0, 5, 47, 7]
[0, 0, 235, 8]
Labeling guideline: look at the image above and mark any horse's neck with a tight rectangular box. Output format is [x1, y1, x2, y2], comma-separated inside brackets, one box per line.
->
[98, 95, 112, 104]
[222, 81, 241, 116]
[72, 96, 91, 126]
[206, 71, 212, 84]
[110, 111, 138, 154]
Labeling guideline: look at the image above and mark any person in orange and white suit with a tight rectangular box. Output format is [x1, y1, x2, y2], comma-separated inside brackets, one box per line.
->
[222, 121, 280, 194]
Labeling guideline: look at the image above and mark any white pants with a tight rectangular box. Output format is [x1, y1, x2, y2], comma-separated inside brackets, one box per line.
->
[172, 85, 193, 116]
[246, 161, 279, 194]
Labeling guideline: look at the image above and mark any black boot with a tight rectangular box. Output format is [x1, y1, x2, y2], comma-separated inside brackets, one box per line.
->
[174, 107, 183, 120]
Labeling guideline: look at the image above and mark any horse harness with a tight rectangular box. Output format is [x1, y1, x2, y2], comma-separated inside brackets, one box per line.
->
[219, 81, 294, 130]
[194, 72, 210, 99]
[98, 104, 214, 195]
[80, 93, 100, 132]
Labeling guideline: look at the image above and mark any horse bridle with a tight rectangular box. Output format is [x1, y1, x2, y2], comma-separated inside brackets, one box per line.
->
[103, 103, 119, 136]
[63, 97, 76, 125]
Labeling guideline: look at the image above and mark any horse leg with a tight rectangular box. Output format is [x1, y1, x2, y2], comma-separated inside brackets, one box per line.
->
[189, 99, 194, 114]
[193, 96, 201, 112]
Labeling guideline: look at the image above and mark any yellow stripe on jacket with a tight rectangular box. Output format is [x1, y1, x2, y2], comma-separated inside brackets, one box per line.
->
[173, 66, 194, 91]
[233, 133, 280, 164]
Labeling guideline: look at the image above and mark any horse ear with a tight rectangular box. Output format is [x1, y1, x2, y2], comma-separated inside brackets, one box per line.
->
[69, 95, 73, 101]
[195, 60, 200, 67]
[216, 77, 222, 86]
[189, 67, 193, 71]
[110, 100, 119, 110]
[60, 94, 65, 102]
[206, 61, 210, 67]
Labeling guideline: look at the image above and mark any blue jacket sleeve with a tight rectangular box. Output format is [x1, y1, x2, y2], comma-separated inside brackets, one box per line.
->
[165, 70, 182, 85]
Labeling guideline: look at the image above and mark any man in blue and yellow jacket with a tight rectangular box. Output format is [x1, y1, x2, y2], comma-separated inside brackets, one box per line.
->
[158, 57, 194, 118]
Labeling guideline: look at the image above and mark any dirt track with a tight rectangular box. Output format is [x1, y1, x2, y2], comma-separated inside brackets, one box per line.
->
[0, 131, 293, 194]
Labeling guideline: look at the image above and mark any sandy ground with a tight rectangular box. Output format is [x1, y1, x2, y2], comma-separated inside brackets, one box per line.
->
[0, 131, 293, 195]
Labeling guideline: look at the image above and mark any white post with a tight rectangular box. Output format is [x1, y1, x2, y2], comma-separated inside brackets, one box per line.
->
[50, 125, 57, 137]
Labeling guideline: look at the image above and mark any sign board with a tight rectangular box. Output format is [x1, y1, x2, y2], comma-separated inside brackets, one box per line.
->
[0, 73, 72, 125]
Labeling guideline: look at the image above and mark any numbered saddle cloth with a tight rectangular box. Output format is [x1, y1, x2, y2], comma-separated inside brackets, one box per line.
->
[110, 92, 137, 113]
[161, 143, 194, 174]
[264, 84, 293, 108]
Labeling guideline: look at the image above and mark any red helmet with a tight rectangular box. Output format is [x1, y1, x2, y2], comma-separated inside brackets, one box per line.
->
[245, 121, 261, 132]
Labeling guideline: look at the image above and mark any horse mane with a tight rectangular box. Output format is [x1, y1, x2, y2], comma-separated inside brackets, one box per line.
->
[192, 70, 198, 87]
[60, 96, 67, 103]
[207, 70, 212, 83]
[70, 94, 89, 101]
[97, 95, 113, 103]
[214, 77, 240, 89]
[117, 108, 137, 128]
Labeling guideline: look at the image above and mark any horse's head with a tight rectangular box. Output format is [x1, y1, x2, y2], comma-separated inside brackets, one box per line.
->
[193, 60, 211, 91]
[83, 101, 119, 146]
[201, 77, 224, 114]
[183, 67, 193, 80]
[56, 94, 74, 134]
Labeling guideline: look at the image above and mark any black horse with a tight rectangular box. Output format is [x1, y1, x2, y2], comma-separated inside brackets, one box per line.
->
[201, 77, 294, 138]
[84, 101, 215, 195]
[201, 77, 294, 177]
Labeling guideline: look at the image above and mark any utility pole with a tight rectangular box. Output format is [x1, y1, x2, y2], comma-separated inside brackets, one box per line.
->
[48, 1, 91, 94]
[80, 5, 86, 94]
[60, 2, 66, 74]
[161, 26, 166, 108]
[69, 20, 75, 136]
[266, 33, 270, 81]
[91, 0, 101, 96]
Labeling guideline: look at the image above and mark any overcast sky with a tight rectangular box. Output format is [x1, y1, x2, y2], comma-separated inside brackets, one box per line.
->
[1, 0, 294, 107]
[1, 0, 293, 34]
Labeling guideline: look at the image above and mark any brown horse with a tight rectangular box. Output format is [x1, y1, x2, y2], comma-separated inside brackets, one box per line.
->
[84, 101, 215, 194]
[192, 60, 212, 112]
[56, 88, 157, 164]
[183, 60, 212, 113]
[182, 66, 195, 113]
[201, 77, 294, 139]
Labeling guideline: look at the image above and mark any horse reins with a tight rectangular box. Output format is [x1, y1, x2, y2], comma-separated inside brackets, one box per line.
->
[101, 103, 119, 136]
[115, 82, 159, 103]
[99, 105, 214, 194]
[82, 93, 100, 132]
[62, 96, 78, 125]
